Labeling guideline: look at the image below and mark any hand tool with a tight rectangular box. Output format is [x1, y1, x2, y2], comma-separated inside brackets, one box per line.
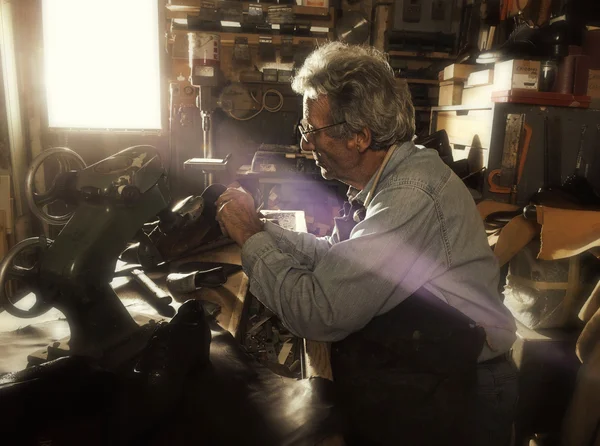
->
[113, 262, 175, 317]
[561, 124, 600, 206]
[130, 268, 175, 317]
[488, 114, 532, 204]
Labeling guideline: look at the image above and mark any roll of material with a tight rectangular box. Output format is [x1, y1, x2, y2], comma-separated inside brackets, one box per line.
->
[583, 29, 600, 69]
[555, 55, 576, 94]
[573, 55, 591, 96]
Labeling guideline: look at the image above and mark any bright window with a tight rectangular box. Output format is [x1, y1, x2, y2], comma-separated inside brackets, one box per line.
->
[42, 0, 162, 130]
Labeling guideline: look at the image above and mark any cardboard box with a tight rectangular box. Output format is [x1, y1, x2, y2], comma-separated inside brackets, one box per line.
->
[494, 59, 540, 91]
[466, 69, 494, 87]
[588, 69, 600, 99]
[443, 64, 477, 81]
[438, 81, 464, 106]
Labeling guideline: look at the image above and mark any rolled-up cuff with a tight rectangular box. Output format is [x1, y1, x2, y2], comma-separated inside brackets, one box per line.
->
[241, 231, 279, 275]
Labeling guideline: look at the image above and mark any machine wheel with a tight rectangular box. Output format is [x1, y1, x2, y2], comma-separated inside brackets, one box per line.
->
[0, 237, 54, 318]
[25, 147, 86, 225]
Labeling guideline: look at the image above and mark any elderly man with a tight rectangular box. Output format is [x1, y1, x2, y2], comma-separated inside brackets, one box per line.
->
[216, 42, 517, 445]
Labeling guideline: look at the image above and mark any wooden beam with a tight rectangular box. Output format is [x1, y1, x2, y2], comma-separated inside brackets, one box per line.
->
[373, 4, 390, 51]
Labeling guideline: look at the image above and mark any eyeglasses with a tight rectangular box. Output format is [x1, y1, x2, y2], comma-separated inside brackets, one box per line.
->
[297, 120, 346, 146]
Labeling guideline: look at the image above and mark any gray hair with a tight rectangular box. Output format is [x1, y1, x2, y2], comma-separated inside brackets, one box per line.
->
[291, 42, 415, 150]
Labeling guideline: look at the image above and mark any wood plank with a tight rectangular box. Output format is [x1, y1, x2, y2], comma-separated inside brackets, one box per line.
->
[373, 4, 389, 51]
[431, 104, 493, 112]
[303, 339, 333, 380]
[397, 78, 439, 85]
[0, 175, 13, 235]
[388, 50, 454, 60]
[0, 210, 6, 260]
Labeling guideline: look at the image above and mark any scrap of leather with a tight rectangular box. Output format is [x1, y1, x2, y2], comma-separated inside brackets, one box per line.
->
[576, 303, 600, 364]
[493, 215, 540, 267]
[579, 280, 600, 324]
[536, 206, 600, 260]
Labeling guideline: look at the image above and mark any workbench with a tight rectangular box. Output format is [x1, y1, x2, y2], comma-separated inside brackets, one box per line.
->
[0, 241, 333, 379]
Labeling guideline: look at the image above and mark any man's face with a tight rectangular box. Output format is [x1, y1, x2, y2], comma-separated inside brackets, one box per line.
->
[301, 95, 355, 183]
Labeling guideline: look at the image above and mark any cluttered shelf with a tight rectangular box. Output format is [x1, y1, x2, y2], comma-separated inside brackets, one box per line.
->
[171, 29, 330, 46]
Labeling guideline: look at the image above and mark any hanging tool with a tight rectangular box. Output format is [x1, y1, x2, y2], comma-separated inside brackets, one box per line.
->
[488, 114, 532, 204]
[560, 124, 600, 206]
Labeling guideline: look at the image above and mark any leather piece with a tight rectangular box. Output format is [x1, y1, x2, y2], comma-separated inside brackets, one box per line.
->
[493, 215, 540, 267]
[0, 316, 339, 445]
[579, 280, 600, 324]
[536, 206, 600, 260]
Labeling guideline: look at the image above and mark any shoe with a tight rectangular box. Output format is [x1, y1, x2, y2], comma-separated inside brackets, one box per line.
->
[166, 267, 227, 294]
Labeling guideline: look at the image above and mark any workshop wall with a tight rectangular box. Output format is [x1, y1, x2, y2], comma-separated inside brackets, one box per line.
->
[165, 1, 347, 235]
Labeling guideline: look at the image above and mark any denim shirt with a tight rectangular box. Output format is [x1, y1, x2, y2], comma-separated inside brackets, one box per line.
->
[241, 141, 517, 361]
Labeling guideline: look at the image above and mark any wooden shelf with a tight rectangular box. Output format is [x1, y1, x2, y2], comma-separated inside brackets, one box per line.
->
[396, 78, 439, 85]
[388, 50, 454, 60]
[242, 80, 293, 85]
[171, 29, 329, 46]
[414, 106, 432, 112]
[431, 104, 493, 112]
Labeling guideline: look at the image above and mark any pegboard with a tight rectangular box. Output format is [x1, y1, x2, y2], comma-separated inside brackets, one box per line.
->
[484, 103, 600, 205]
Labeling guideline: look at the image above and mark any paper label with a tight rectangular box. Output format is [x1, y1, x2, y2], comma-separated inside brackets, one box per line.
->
[513, 72, 538, 89]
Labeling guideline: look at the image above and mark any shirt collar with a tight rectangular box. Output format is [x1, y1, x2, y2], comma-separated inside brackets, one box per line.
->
[348, 141, 416, 205]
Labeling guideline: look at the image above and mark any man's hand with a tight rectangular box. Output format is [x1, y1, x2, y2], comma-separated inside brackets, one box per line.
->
[215, 183, 264, 247]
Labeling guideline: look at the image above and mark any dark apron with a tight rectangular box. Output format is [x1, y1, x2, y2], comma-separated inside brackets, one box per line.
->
[330, 201, 486, 446]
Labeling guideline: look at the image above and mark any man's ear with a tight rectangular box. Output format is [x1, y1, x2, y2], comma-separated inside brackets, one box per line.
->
[355, 127, 372, 153]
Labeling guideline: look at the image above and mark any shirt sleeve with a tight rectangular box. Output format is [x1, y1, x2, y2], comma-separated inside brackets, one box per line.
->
[241, 186, 448, 341]
[262, 220, 333, 270]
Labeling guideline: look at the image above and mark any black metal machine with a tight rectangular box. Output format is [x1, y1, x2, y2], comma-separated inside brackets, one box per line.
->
[0, 146, 340, 446]
[0, 146, 172, 361]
